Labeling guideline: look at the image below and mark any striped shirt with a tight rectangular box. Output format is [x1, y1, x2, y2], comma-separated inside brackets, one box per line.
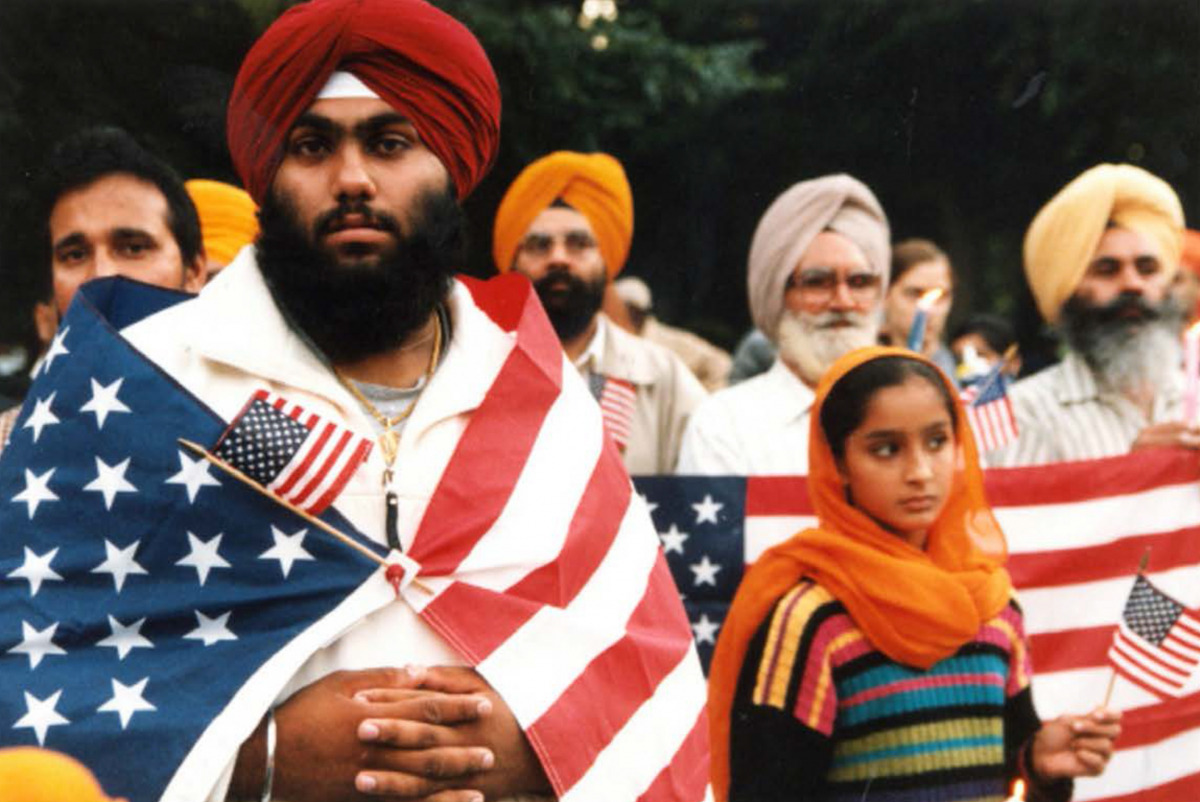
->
[987, 351, 1182, 467]
[729, 581, 1069, 802]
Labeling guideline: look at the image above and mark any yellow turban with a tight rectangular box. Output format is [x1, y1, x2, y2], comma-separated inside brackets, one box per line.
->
[0, 747, 125, 802]
[1024, 164, 1184, 323]
[185, 179, 259, 266]
[492, 151, 633, 277]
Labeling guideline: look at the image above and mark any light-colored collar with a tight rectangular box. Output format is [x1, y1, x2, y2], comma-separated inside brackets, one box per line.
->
[1055, 349, 1183, 407]
[766, 357, 816, 424]
[573, 314, 607, 374]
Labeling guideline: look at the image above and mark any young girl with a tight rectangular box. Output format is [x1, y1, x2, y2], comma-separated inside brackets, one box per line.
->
[709, 346, 1120, 802]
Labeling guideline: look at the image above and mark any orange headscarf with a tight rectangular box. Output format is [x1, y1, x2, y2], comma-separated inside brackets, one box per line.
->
[0, 747, 126, 802]
[707, 346, 1013, 801]
[492, 151, 634, 277]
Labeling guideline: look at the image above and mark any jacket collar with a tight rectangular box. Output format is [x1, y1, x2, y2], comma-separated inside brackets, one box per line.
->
[765, 357, 816, 424]
[595, 313, 663, 386]
[1055, 349, 1183, 408]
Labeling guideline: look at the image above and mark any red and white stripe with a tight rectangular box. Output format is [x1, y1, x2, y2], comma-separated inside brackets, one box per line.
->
[739, 449, 1200, 802]
[599, 376, 636, 451]
[1109, 617, 1200, 698]
[964, 394, 1018, 453]
[252, 389, 373, 514]
[398, 276, 709, 802]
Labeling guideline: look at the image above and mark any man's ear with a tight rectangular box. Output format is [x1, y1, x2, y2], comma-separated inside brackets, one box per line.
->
[33, 300, 59, 347]
[182, 250, 209, 293]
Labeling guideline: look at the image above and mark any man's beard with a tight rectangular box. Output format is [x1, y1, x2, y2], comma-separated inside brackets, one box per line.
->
[1060, 292, 1183, 396]
[256, 187, 465, 364]
[777, 308, 879, 385]
[534, 271, 606, 342]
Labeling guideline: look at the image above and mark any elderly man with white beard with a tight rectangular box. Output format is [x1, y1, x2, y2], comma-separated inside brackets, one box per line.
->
[676, 174, 890, 474]
[988, 164, 1200, 467]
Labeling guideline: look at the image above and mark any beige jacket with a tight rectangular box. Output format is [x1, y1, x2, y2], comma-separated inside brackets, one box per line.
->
[642, 317, 731, 392]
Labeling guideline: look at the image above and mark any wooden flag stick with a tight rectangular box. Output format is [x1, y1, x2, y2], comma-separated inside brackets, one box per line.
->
[179, 438, 435, 600]
[1103, 546, 1153, 707]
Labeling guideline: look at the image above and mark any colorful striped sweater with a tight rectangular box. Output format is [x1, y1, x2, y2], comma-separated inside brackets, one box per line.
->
[729, 580, 1071, 802]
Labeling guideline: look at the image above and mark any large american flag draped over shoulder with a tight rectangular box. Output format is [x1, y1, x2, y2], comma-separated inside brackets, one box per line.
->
[0, 275, 710, 802]
[402, 275, 709, 802]
[0, 279, 391, 802]
[641, 450, 1200, 802]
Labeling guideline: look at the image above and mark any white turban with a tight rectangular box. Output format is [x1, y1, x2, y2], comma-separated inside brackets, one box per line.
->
[747, 174, 890, 342]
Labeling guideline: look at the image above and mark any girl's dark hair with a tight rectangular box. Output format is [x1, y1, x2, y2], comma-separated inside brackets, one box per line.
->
[820, 356, 958, 459]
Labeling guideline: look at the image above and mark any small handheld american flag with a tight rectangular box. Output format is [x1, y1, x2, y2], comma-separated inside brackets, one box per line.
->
[212, 390, 372, 515]
[1107, 574, 1200, 699]
[588, 373, 636, 452]
[960, 366, 1018, 454]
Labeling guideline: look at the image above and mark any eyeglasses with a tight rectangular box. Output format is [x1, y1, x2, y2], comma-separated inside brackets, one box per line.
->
[785, 268, 882, 303]
[517, 230, 598, 258]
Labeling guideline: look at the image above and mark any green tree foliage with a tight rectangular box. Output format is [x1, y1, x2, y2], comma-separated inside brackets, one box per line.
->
[0, 0, 1196, 375]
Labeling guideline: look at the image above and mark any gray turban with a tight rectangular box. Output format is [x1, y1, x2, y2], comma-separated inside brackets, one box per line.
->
[747, 174, 891, 343]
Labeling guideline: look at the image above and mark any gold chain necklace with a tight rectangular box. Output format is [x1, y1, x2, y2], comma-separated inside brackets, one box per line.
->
[334, 312, 443, 469]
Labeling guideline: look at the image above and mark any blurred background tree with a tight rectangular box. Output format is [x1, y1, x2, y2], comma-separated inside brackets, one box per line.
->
[1, 0, 1196, 393]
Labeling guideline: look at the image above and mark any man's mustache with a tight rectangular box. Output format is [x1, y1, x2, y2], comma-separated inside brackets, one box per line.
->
[314, 202, 403, 238]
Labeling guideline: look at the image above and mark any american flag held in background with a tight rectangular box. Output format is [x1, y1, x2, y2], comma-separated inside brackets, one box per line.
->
[590, 373, 636, 451]
[961, 367, 1019, 453]
[645, 449, 1200, 802]
[213, 389, 372, 515]
[1107, 574, 1200, 699]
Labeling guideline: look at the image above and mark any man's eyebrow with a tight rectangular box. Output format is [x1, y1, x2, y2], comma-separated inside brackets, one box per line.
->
[52, 232, 87, 252]
[353, 112, 415, 138]
[289, 113, 338, 135]
[111, 227, 157, 241]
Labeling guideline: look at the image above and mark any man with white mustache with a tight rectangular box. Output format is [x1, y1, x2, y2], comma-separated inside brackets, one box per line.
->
[677, 174, 890, 474]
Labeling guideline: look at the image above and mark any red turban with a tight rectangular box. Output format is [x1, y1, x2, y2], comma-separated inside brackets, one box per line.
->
[227, 0, 500, 204]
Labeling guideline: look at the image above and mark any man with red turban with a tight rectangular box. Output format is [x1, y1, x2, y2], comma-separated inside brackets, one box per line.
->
[493, 151, 706, 473]
[989, 164, 1200, 466]
[64, 2, 707, 801]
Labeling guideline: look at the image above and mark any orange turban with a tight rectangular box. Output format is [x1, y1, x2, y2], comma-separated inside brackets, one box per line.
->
[227, 0, 500, 203]
[0, 747, 125, 802]
[492, 151, 634, 277]
[1024, 164, 1184, 323]
[185, 180, 259, 266]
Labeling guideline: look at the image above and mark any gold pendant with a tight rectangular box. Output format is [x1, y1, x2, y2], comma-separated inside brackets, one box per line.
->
[379, 429, 399, 466]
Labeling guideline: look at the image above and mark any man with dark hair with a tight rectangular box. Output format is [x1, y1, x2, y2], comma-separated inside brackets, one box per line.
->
[34, 125, 207, 320]
[7, 1, 706, 800]
[0, 126, 206, 453]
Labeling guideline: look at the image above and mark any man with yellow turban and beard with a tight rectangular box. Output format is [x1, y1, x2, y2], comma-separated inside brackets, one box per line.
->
[493, 151, 706, 474]
[677, 174, 891, 474]
[4, 1, 708, 801]
[989, 164, 1200, 466]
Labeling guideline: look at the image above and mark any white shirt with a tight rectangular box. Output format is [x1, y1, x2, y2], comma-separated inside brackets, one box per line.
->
[675, 357, 814, 475]
[987, 350, 1184, 467]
